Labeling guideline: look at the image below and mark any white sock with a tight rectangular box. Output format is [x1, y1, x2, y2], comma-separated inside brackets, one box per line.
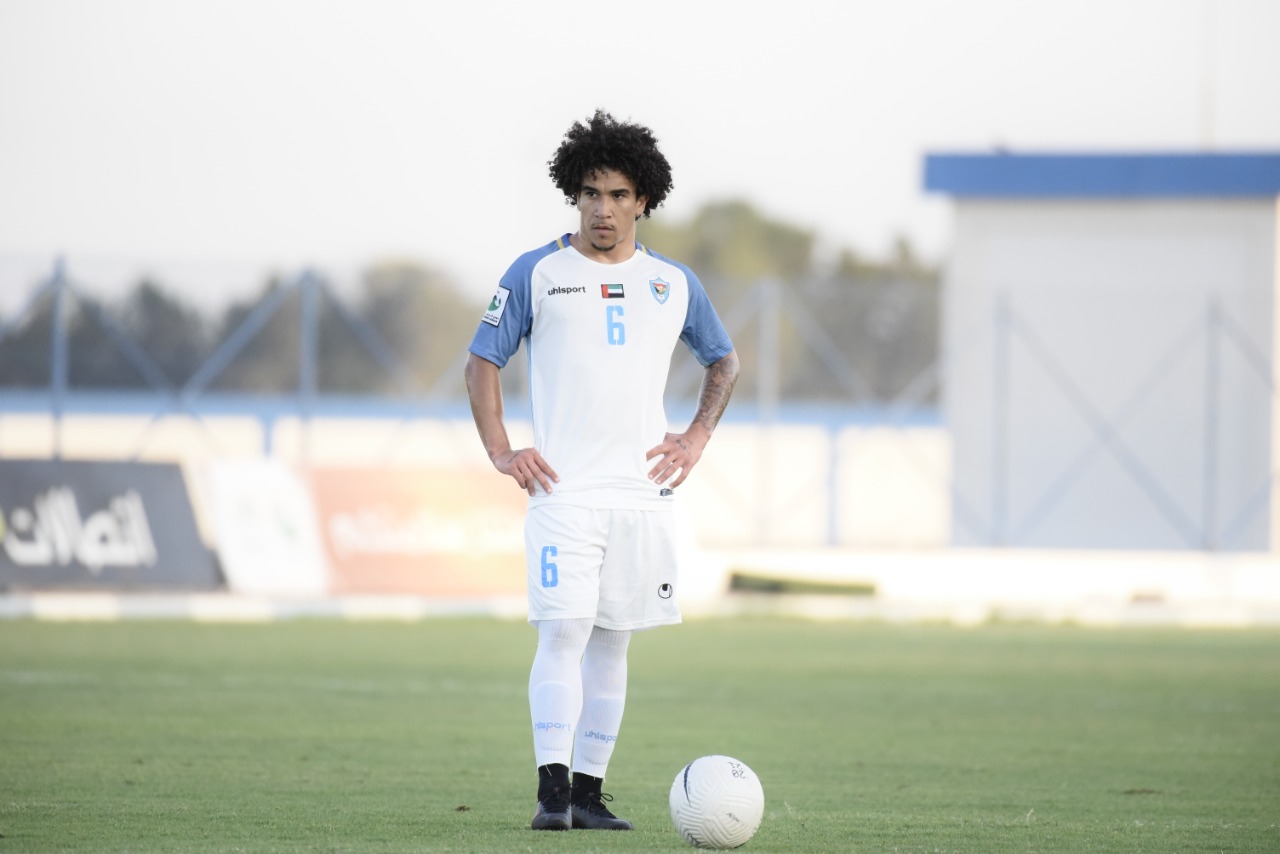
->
[528, 618, 593, 768]
[572, 625, 631, 779]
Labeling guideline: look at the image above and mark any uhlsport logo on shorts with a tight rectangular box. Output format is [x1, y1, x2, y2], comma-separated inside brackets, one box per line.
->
[658, 583, 673, 599]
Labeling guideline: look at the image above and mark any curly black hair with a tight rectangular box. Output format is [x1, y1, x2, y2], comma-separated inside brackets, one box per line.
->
[547, 109, 674, 219]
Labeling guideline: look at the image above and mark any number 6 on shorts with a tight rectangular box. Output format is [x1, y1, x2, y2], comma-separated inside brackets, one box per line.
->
[540, 545, 559, 588]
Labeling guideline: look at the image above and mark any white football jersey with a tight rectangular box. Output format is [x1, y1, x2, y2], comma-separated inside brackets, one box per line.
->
[469, 234, 734, 509]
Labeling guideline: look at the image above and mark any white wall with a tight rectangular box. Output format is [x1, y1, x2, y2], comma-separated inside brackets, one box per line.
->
[943, 199, 1278, 550]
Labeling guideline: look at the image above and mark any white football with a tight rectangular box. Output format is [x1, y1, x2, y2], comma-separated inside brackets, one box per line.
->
[669, 755, 765, 849]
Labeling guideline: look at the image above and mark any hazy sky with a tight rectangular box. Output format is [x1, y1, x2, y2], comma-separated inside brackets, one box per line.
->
[2, 0, 1279, 313]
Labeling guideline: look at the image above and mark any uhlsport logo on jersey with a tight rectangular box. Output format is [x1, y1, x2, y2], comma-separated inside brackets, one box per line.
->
[600, 283, 625, 299]
[649, 276, 670, 304]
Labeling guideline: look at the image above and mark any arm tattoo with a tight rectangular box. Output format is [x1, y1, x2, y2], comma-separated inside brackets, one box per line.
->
[692, 351, 740, 435]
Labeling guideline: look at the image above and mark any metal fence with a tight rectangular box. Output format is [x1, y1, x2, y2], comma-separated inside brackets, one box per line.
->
[3, 257, 1274, 552]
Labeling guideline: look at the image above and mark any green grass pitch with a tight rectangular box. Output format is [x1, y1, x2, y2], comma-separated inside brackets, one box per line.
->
[2, 617, 1278, 852]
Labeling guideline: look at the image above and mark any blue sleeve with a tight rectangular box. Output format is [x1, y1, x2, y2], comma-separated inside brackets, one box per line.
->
[467, 251, 539, 368]
[678, 267, 735, 367]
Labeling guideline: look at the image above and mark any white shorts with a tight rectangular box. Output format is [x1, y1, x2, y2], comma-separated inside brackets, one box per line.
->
[524, 505, 681, 631]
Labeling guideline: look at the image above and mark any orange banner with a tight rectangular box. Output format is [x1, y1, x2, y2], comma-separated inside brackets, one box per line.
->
[306, 466, 527, 597]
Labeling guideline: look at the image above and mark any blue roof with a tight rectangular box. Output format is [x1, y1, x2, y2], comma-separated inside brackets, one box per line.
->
[924, 152, 1280, 198]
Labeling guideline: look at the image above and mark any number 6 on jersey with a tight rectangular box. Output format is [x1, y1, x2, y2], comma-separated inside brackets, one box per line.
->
[606, 305, 625, 346]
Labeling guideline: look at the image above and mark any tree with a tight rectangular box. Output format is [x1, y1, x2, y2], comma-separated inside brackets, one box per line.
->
[643, 200, 939, 405]
[0, 294, 54, 387]
[207, 277, 303, 393]
[203, 263, 478, 396]
[116, 279, 213, 387]
[0, 279, 214, 389]
[357, 261, 478, 396]
[639, 200, 815, 283]
[1, 200, 938, 405]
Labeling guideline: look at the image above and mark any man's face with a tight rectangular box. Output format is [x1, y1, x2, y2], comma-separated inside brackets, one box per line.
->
[576, 169, 648, 258]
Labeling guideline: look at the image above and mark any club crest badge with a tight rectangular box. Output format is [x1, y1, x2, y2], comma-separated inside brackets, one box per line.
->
[649, 276, 670, 305]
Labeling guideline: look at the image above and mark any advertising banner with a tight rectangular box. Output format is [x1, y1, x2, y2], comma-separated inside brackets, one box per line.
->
[0, 459, 221, 591]
[307, 466, 526, 597]
[202, 459, 330, 596]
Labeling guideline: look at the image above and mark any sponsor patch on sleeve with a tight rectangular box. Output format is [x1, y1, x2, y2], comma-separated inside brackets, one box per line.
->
[482, 286, 511, 327]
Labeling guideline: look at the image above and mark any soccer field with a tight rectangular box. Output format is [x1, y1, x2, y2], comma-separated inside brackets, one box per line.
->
[1, 617, 1277, 853]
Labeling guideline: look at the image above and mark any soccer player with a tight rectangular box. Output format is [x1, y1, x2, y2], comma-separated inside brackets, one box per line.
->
[464, 110, 740, 831]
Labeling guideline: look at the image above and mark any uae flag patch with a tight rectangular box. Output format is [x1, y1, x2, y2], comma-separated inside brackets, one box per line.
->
[600, 283, 625, 299]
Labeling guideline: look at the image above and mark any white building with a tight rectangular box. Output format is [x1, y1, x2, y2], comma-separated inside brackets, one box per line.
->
[925, 153, 1280, 552]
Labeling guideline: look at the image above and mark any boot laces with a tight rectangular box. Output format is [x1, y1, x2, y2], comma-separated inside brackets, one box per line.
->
[578, 790, 619, 818]
[539, 784, 570, 812]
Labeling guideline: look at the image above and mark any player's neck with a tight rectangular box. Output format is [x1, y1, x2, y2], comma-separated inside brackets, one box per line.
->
[570, 232, 638, 265]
